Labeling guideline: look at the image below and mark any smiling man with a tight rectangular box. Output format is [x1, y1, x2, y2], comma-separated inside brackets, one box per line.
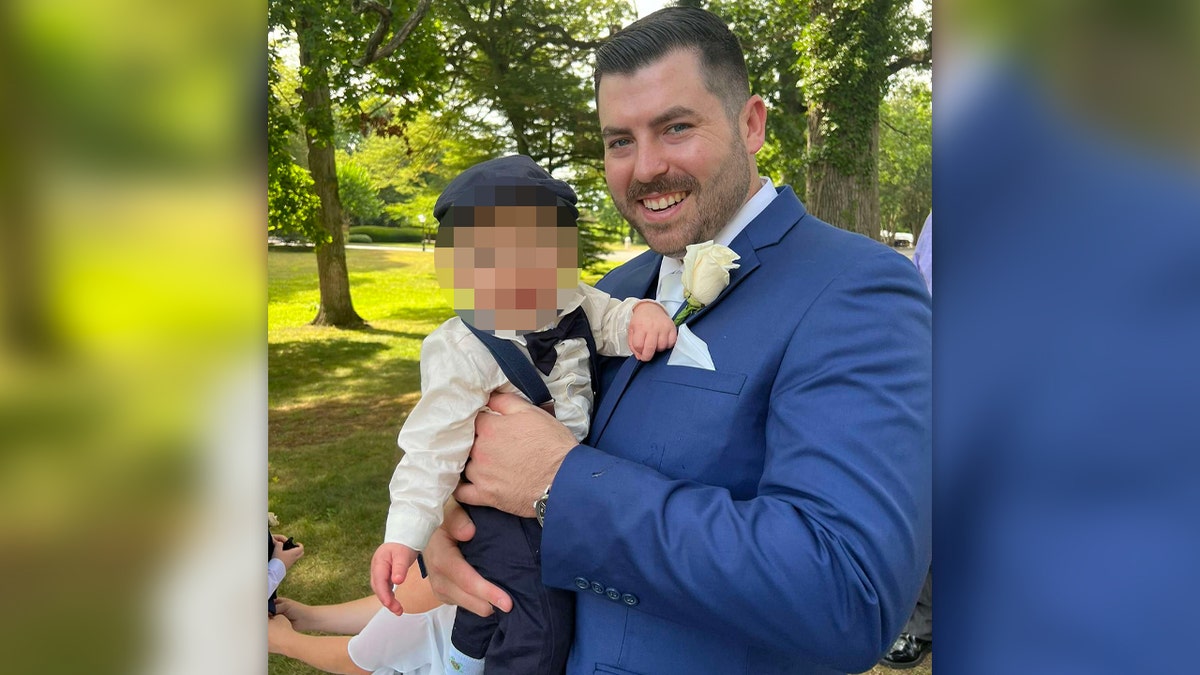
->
[423, 8, 933, 674]
[599, 59, 759, 259]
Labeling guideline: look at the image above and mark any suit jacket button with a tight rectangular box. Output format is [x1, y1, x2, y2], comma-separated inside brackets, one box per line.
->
[591, 581, 605, 595]
[605, 587, 620, 601]
[573, 577, 589, 590]
[621, 593, 639, 606]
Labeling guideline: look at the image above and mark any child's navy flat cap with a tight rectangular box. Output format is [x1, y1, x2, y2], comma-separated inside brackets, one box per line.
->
[433, 155, 578, 223]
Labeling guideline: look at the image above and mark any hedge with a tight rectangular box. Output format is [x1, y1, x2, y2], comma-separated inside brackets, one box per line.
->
[348, 226, 425, 243]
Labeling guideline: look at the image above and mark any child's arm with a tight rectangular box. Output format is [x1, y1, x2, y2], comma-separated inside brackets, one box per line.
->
[627, 301, 678, 361]
[576, 283, 677, 360]
[369, 543, 420, 615]
[374, 323, 508, 614]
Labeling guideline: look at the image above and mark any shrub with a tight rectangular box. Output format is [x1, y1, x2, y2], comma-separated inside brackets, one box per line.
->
[348, 226, 425, 243]
[347, 233, 373, 244]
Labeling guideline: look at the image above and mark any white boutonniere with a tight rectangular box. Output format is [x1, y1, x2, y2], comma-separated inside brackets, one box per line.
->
[675, 241, 740, 325]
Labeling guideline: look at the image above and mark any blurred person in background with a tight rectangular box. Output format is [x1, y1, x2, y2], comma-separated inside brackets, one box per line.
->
[935, 0, 1200, 672]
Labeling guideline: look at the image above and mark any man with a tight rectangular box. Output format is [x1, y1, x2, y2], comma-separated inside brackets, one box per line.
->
[424, 7, 932, 674]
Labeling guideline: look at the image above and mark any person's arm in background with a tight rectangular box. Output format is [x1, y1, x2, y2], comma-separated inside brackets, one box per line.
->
[270, 561, 443, 675]
[269, 534, 303, 597]
[913, 212, 932, 295]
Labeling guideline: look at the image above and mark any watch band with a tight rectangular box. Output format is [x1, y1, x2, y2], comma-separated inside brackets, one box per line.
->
[534, 483, 551, 527]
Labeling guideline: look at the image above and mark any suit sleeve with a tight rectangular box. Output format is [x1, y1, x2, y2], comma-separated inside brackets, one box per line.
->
[541, 250, 932, 672]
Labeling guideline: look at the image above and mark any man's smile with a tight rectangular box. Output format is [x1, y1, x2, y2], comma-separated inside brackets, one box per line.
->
[641, 190, 689, 211]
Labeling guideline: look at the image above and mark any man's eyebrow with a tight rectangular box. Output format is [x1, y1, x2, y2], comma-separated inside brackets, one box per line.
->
[649, 106, 699, 129]
[600, 106, 701, 138]
[600, 125, 630, 139]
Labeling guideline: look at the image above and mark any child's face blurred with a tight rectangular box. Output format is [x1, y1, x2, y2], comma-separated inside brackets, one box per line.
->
[434, 205, 580, 333]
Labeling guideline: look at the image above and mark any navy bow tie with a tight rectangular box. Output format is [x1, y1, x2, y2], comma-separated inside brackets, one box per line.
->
[524, 306, 591, 376]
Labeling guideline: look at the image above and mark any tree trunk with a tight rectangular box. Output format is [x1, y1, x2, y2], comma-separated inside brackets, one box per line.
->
[805, 105, 881, 239]
[297, 20, 365, 328]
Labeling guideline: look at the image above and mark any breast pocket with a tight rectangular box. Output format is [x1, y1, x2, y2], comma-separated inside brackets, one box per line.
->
[653, 366, 746, 395]
[594, 665, 646, 675]
[639, 368, 759, 489]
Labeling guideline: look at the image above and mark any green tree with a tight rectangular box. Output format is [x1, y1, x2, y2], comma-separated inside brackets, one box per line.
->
[336, 161, 384, 225]
[268, 0, 442, 327]
[798, 0, 929, 237]
[336, 0, 632, 271]
[878, 77, 931, 242]
[709, 0, 810, 191]
[438, 0, 630, 175]
[268, 46, 322, 242]
[343, 106, 507, 229]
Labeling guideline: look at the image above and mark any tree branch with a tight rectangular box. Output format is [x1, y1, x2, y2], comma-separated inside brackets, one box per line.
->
[529, 23, 606, 51]
[887, 32, 932, 75]
[880, 116, 909, 137]
[354, 0, 434, 67]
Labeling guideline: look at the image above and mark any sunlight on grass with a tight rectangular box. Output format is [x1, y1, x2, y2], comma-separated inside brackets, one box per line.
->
[269, 247, 461, 675]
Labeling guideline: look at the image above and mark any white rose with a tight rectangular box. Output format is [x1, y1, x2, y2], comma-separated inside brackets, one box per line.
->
[681, 241, 740, 307]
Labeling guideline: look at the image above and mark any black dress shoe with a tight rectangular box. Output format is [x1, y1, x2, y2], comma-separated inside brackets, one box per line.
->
[879, 633, 931, 669]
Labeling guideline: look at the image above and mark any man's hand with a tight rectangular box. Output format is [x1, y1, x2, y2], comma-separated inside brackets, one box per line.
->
[456, 392, 575, 517]
[423, 499, 513, 617]
[628, 301, 678, 361]
[370, 542, 419, 615]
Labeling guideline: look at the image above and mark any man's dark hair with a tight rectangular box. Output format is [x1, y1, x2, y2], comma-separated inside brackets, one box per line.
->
[593, 6, 751, 119]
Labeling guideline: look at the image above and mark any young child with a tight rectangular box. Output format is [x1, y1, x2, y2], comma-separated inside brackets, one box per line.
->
[370, 155, 677, 675]
[268, 512, 304, 615]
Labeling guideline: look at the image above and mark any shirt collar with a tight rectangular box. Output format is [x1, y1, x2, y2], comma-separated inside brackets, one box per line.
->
[658, 176, 776, 281]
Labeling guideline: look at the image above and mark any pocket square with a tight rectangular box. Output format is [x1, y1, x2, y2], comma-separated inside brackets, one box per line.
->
[667, 325, 715, 371]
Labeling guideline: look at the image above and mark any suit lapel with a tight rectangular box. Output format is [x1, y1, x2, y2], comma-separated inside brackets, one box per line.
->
[679, 186, 804, 327]
[589, 253, 662, 441]
[590, 187, 804, 441]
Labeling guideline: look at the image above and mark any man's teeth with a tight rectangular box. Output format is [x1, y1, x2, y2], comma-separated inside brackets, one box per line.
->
[642, 192, 687, 211]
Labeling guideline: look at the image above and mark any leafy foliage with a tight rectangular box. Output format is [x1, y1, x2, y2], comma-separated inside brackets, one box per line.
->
[878, 77, 931, 237]
[336, 161, 384, 225]
[709, 0, 810, 190]
[268, 47, 324, 243]
[798, 0, 923, 178]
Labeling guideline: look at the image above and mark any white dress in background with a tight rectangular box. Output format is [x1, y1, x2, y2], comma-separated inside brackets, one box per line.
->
[348, 604, 457, 675]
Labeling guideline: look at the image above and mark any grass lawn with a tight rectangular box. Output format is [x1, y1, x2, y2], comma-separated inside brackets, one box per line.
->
[268, 246, 929, 675]
[269, 247, 449, 674]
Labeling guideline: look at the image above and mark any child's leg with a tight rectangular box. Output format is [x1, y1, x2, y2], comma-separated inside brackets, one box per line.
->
[454, 504, 575, 675]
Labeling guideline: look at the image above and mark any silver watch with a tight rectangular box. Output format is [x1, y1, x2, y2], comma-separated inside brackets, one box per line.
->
[534, 484, 551, 527]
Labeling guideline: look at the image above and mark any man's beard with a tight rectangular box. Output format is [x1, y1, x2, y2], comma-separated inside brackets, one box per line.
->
[617, 139, 751, 258]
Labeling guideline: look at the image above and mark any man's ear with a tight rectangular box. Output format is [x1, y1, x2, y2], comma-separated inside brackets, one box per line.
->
[741, 95, 767, 155]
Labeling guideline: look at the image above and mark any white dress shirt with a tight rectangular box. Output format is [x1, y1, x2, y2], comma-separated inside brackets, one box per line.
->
[267, 558, 286, 598]
[385, 282, 653, 548]
[655, 177, 778, 303]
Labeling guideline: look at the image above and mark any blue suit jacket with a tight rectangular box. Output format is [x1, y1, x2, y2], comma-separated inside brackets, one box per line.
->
[540, 187, 933, 674]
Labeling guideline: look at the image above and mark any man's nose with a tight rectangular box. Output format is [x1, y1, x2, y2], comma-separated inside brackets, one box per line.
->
[632, 142, 668, 185]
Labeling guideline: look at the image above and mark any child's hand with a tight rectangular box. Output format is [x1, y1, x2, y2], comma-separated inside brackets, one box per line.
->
[271, 534, 305, 571]
[370, 542, 419, 615]
[627, 301, 678, 361]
